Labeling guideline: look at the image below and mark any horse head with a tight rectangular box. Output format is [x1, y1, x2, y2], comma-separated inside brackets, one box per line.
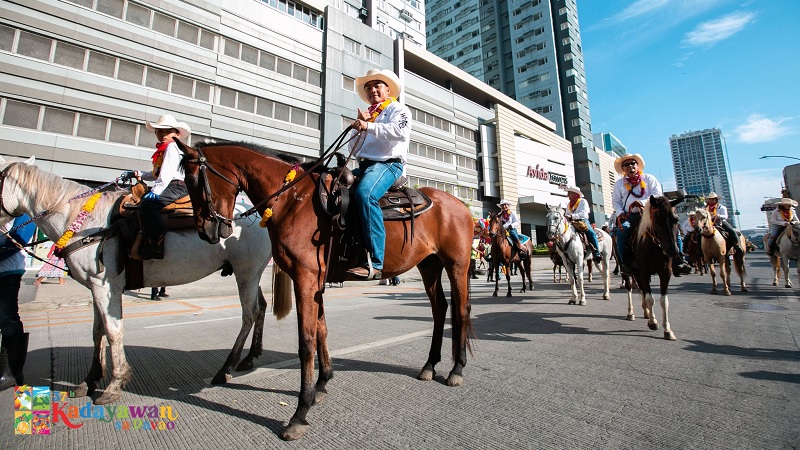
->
[643, 195, 680, 257]
[486, 213, 502, 239]
[0, 156, 37, 224]
[694, 207, 715, 237]
[176, 139, 238, 244]
[544, 204, 565, 240]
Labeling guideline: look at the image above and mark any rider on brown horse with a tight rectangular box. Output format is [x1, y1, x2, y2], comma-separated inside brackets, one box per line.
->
[705, 192, 742, 255]
[497, 199, 527, 258]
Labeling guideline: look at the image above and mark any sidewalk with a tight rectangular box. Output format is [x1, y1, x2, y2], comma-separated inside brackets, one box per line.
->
[18, 256, 558, 312]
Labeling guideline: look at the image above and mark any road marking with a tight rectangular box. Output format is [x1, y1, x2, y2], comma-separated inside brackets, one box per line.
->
[143, 316, 242, 329]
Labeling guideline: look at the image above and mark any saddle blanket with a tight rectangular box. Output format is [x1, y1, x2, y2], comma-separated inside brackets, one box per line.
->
[506, 234, 531, 246]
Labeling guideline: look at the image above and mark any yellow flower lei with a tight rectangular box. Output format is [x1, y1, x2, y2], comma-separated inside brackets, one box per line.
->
[624, 171, 646, 193]
[259, 164, 300, 227]
[54, 193, 103, 251]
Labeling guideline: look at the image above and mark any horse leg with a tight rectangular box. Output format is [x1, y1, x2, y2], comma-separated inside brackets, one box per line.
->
[659, 274, 676, 340]
[92, 286, 132, 405]
[314, 303, 333, 403]
[721, 254, 732, 296]
[417, 257, 448, 382]
[735, 254, 748, 292]
[73, 306, 107, 398]
[212, 278, 262, 384]
[443, 255, 471, 387]
[708, 258, 718, 294]
[587, 260, 593, 283]
[567, 262, 578, 305]
[624, 276, 635, 320]
[237, 287, 268, 371]
[526, 258, 534, 291]
[576, 262, 586, 306]
[282, 273, 321, 441]
[492, 261, 500, 297]
[601, 254, 611, 300]
[552, 265, 557, 283]
[642, 289, 658, 330]
[782, 256, 793, 288]
[504, 261, 513, 297]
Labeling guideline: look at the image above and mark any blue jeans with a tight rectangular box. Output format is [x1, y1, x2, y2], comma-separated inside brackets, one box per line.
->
[352, 159, 404, 270]
[507, 227, 522, 247]
[615, 213, 641, 266]
[578, 219, 600, 254]
[676, 232, 683, 253]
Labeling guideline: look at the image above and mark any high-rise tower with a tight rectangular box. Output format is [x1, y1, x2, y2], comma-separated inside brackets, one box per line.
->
[670, 128, 738, 227]
[426, 0, 604, 221]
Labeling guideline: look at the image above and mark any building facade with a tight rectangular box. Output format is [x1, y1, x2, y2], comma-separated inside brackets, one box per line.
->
[425, 0, 604, 223]
[669, 128, 738, 227]
[1, 0, 572, 245]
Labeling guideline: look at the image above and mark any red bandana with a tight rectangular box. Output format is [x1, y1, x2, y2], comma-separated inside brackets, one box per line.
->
[151, 142, 168, 177]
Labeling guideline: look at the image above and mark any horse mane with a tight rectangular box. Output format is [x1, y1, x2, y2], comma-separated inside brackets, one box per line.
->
[6, 161, 121, 220]
[194, 141, 319, 172]
[635, 199, 653, 241]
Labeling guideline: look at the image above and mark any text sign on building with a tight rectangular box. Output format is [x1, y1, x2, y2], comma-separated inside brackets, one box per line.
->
[526, 164, 568, 186]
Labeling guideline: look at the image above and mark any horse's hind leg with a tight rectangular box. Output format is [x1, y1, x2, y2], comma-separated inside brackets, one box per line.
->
[73, 307, 107, 398]
[313, 303, 333, 404]
[417, 257, 448, 382]
[443, 257, 471, 387]
[237, 287, 267, 371]
[212, 280, 261, 384]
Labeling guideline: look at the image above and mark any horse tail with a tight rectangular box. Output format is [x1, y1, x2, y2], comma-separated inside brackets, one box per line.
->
[272, 265, 293, 320]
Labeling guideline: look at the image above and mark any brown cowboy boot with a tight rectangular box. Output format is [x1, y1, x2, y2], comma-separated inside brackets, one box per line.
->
[138, 234, 165, 260]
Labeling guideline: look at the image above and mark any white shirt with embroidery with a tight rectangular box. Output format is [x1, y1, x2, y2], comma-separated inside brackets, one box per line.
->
[566, 197, 590, 221]
[612, 173, 662, 216]
[349, 101, 412, 164]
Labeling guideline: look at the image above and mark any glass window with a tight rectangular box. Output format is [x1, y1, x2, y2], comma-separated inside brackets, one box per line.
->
[117, 59, 144, 84]
[260, 52, 276, 70]
[54, 41, 86, 70]
[86, 51, 116, 77]
[76, 114, 107, 140]
[145, 67, 170, 91]
[125, 3, 151, 27]
[42, 107, 75, 135]
[17, 31, 52, 61]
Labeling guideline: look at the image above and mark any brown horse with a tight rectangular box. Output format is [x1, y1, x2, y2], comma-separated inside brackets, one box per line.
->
[176, 140, 474, 440]
[487, 212, 534, 297]
[683, 231, 707, 275]
[547, 241, 565, 283]
[694, 208, 748, 295]
[621, 195, 684, 340]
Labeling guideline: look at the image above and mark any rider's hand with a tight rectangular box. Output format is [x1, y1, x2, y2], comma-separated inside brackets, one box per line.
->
[565, 213, 572, 220]
[143, 192, 159, 201]
[622, 221, 631, 229]
[120, 170, 140, 180]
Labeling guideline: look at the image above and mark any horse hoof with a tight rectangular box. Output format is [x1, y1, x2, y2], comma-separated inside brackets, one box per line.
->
[506, 293, 512, 298]
[786, 284, 793, 288]
[772, 282, 778, 286]
[626, 314, 635, 321]
[602, 294, 610, 300]
[211, 372, 231, 385]
[314, 390, 327, 405]
[647, 323, 658, 331]
[579, 300, 586, 306]
[417, 368, 435, 382]
[724, 291, 732, 296]
[741, 287, 749, 292]
[446, 373, 464, 387]
[236, 359, 254, 371]
[281, 422, 310, 441]
[72, 383, 92, 398]
[492, 292, 498, 297]
[711, 290, 718, 295]
[94, 390, 122, 405]
[664, 331, 677, 341]
[568, 300, 575, 305]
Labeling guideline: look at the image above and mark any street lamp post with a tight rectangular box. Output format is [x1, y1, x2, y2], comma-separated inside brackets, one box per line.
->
[759, 155, 800, 162]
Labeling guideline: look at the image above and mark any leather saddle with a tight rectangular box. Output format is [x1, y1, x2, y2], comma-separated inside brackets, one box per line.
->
[569, 220, 599, 255]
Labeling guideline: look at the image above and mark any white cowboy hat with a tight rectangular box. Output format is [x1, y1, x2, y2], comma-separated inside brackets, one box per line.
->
[145, 114, 191, 139]
[775, 197, 798, 207]
[613, 153, 645, 175]
[355, 69, 402, 104]
[497, 199, 512, 208]
[564, 185, 583, 197]
[706, 192, 719, 199]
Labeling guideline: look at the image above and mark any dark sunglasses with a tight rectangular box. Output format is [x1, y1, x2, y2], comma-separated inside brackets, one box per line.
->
[622, 161, 638, 168]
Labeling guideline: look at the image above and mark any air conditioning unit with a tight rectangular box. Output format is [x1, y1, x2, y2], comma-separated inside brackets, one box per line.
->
[399, 9, 414, 22]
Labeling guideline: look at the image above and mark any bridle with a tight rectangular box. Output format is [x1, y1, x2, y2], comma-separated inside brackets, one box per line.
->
[183, 146, 239, 227]
[0, 164, 21, 218]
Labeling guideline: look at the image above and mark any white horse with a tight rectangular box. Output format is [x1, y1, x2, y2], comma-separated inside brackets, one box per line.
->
[545, 205, 612, 305]
[0, 156, 275, 404]
[775, 224, 800, 288]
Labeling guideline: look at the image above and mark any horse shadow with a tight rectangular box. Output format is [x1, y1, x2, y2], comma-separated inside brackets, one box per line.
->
[682, 339, 800, 362]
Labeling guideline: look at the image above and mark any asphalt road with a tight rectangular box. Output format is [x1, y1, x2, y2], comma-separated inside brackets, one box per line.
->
[2, 253, 799, 449]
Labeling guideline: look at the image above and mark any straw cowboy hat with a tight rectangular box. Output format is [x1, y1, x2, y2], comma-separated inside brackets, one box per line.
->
[564, 185, 583, 197]
[613, 153, 645, 175]
[497, 199, 512, 208]
[776, 197, 798, 207]
[355, 69, 402, 104]
[145, 114, 191, 140]
[706, 192, 719, 200]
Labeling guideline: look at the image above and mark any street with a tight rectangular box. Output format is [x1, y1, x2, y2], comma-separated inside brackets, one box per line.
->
[2, 253, 799, 449]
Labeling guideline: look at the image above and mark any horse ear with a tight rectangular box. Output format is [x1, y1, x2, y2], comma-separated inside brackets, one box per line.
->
[23, 156, 35, 165]
[546, 203, 550, 210]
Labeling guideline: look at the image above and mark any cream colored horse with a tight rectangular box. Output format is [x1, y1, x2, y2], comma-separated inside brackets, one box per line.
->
[764, 234, 782, 286]
[774, 224, 800, 288]
[694, 208, 748, 295]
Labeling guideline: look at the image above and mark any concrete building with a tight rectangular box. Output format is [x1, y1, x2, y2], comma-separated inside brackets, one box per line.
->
[425, 0, 604, 223]
[1, 0, 572, 245]
[669, 128, 738, 227]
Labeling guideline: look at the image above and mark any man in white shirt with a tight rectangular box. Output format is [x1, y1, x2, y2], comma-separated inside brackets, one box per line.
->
[705, 192, 742, 254]
[564, 186, 602, 263]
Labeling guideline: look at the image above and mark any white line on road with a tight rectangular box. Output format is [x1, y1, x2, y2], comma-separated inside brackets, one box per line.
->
[143, 316, 241, 329]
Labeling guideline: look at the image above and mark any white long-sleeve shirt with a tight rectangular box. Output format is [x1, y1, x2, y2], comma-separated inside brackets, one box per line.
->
[770, 207, 799, 226]
[566, 197, 590, 220]
[681, 218, 696, 234]
[348, 100, 412, 164]
[500, 211, 520, 231]
[707, 203, 728, 220]
[612, 173, 662, 216]
[140, 141, 185, 195]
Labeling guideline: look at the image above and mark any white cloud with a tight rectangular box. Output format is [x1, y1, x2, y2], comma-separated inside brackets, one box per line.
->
[607, 0, 670, 24]
[735, 114, 792, 144]
[730, 168, 784, 230]
[681, 11, 755, 47]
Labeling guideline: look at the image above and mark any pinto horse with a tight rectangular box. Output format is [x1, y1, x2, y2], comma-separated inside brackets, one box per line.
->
[620, 195, 683, 340]
[694, 208, 748, 295]
[0, 156, 273, 404]
[176, 140, 474, 440]
[486, 212, 534, 296]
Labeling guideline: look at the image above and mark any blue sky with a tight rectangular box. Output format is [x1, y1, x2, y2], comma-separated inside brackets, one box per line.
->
[578, 0, 800, 230]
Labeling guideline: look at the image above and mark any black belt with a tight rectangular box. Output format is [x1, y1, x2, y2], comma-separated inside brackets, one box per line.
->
[359, 158, 403, 164]
[170, 180, 186, 186]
